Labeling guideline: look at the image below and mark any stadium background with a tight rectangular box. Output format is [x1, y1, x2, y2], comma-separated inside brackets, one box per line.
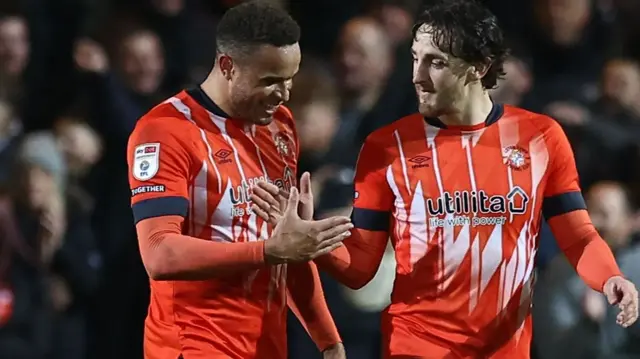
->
[1, 0, 640, 358]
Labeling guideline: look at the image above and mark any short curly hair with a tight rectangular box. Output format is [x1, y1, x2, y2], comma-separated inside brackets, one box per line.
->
[216, 0, 300, 58]
[412, 0, 508, 89]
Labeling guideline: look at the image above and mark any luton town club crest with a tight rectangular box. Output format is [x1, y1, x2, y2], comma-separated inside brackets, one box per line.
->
[502, 145, 530, 170]
[274, 133, 293, 158]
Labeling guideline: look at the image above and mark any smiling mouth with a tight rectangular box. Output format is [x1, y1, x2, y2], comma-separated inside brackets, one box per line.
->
[264, 104, 281, 114]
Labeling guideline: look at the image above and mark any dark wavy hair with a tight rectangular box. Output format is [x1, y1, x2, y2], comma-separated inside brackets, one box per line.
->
[412, 0, 509, 89]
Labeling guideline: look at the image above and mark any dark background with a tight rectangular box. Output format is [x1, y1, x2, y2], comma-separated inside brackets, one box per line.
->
[1, 0, 640, 358]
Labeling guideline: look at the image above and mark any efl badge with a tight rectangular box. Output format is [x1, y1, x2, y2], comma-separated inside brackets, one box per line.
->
[133, 143, 160, 180]
[502, 145, 530, 171]
[274, 133, 293, 158]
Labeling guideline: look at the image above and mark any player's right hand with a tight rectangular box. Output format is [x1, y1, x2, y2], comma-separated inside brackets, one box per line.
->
[603, 276, 639, 328]
[264, 187, 353, 264]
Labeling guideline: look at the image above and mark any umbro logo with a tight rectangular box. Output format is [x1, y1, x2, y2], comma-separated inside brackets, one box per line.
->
[409, 155, 431, 169]
[215, 149, 232, 164]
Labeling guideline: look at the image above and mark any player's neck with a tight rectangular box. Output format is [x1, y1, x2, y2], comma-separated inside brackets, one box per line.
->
[200, 72, 236, 118]
[440, 86, 493, 127]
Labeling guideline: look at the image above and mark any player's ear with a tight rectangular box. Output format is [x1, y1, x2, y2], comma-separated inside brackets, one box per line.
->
[470, 58, 491, 82]
[464, 67, 483, 85]
[218, 55, 234, 80]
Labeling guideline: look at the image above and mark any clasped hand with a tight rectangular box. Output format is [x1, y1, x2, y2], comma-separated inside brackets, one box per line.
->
[259, 177, 352, 264]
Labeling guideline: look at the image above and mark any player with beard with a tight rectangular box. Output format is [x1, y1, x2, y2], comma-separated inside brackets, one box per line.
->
[127, 1, 348, 358]
[249, 0, 639, 358]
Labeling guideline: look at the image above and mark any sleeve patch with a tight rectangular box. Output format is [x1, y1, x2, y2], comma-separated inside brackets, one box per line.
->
[132, 143, 160, 181]
[131, 185, 166, 197]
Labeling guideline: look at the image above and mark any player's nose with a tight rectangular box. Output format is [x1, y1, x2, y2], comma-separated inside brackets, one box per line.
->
[413, 69, 433, 88]
[275, 87, 289, 103]
[281, 88, 290, 102]
[274, 81, 291, 103]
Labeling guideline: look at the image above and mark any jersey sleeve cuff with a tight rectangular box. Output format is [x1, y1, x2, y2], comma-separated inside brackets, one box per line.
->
[542, 191, 586, 220]
[132, 196, 189, 224]
[351, 207, 390, 232]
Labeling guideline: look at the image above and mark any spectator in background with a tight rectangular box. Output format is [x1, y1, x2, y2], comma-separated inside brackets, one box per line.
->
[368, 0, 419, 118]
[0, 15, 29, 108]
[142, 0, 207, 87]
[527, 0, 620, 108]
[592, 59, 640, 207]
[543, 58, 640, 191]
[117, 30, 165, 102]
[74, 30, 163, 359]
[369, 0, 417, 47]
[614, 0, 640, 59]
[328, 16, 394, 165]
[532, 0, 618, 80]
[592, 59, 640, 121]
[75, 29, 165, 143]
[534, 181, 640, 359]
[0, 140, 51, 359]
[0, 132, 100, 359]
[54, 118, 102, 182]
[301, 17, 398, 217]
[0, 99, 21, 188]
[287, 58, 340, 201]
[489, 56, 534, 107]
[53, 116, 103, 229]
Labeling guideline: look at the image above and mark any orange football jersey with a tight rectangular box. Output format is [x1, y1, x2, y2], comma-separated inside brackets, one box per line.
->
[127, 87, 299, 359]
[352, 104, 585, 358]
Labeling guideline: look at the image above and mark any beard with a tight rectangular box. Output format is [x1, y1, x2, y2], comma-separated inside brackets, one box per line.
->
[418, 102, 448, 118]
[416, 84, 462, 118]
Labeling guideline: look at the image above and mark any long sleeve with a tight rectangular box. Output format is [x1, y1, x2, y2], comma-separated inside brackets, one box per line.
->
[548, 211, 621, 291]
[316, 133, 392, 289]
[129, 117, 265, 280]
[316, 230, 389, 289]
[287, 261, 341, 351]
[136, 216, 265, 280]
[542, 119, 621, 291]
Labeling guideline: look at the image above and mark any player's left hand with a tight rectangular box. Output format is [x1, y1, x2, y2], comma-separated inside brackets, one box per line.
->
[251, 175, 310, 224]
[323, 342, 346, 359]
[297, 172, 314, 220]
[251, 181, 286, 225]
[603, 275, 639, 328]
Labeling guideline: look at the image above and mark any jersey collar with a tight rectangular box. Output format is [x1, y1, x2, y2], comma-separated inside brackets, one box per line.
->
[424, 102, 504, 131]
[186, 86, 252, 131]
[186, 86, 231, 118]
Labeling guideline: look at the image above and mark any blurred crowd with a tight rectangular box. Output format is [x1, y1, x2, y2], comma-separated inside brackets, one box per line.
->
[0, 0, 639, 358]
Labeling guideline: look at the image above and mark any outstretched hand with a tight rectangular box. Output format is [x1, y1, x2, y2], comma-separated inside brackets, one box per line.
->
[297, 172, 314, 220]
[603, 276, 639, 328]
[323, 342, 346, 359]
[263, 187, 352, 264]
